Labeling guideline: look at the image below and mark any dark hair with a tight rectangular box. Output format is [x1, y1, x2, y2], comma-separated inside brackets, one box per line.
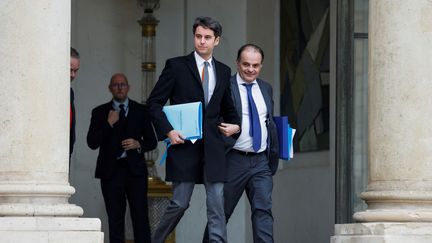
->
[193, 16, 222, 38]
[236, 44, 264, 63]
[71, 47, 80, 59]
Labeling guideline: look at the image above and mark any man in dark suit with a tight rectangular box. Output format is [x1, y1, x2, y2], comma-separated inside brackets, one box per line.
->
[203, 44, 279, 243]
[147, 16, 241, 243]
[70, 47, 80, 157]
[87, 73, 157, 243]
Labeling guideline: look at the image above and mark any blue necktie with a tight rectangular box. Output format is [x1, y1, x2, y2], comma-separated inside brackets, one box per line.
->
[243, 83, 261, 152]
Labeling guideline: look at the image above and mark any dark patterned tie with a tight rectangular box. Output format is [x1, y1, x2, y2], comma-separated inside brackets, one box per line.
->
[243, 83, 261, 152]
[119, 104, 126, 120]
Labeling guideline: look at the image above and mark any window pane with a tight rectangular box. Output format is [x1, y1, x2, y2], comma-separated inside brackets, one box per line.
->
[354, 0, 369, 33]
[352, 38, 368, 213]
[280, 0, 330, 152]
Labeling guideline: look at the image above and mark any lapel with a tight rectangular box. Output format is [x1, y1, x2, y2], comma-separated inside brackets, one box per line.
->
[126, 99, 134, 121]
[257, 79, 272, 117]
[230, 75, 242, 123]
[185, 52, 202, 86]
[107, 100, 115, 114]
[256, 79, 274, 153]
[231, 76, 273, 120]
[212, 58, 222, 96]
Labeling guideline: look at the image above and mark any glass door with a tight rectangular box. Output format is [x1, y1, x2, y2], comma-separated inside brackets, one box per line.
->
[335, 0, 369, 223]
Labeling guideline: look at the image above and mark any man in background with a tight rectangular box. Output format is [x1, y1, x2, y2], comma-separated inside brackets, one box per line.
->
[70, 47, 80, 157]
[87, 73, 157, 243]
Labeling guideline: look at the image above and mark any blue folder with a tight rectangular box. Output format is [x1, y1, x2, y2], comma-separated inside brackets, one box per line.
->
[273, 116, 294, 160]
[162, 101, 203, 141]
[159, 102, 203, 165]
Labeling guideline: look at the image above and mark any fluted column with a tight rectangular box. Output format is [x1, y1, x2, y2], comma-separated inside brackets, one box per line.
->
[353, 0, 432, 222]
[332, 0, 432, 242]
[0, 0, 81, 217]
[0, 1, 102, 242]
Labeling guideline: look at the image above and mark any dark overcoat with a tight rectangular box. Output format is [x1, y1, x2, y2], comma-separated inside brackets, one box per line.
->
[147, 52, 240, 182]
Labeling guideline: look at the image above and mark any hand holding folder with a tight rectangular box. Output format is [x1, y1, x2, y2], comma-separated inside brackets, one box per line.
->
[162, 101, 203, 141]
[159, 102, 203, 165]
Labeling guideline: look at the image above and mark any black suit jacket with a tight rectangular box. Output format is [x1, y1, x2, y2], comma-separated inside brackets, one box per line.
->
[147, 52, 240, 182]
[87, 99, 157, 179]
[227, 75, 280, 175]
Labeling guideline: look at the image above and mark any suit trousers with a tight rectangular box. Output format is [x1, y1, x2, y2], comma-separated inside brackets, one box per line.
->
[100, 159, 151, 243]
[152, 179, 227, 243]
[202, 150, 273, 243]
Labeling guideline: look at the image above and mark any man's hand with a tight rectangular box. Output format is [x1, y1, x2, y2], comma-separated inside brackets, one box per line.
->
[218, 123, 240, 137]
[167, 130, 185, 145]
[121, 138, 141, 150]
[107, 110, 119, 127]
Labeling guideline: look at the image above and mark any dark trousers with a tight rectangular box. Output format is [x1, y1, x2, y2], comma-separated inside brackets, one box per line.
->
[101, 160, 151, 243]
[203, 150, 274, 243]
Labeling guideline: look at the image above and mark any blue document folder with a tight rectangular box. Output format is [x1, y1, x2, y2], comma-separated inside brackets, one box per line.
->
[273, 116, 295, 160]
[159, 102, 203, 165]
[162, 101, 203, 140]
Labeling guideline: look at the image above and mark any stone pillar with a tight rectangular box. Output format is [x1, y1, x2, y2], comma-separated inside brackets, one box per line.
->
[0, 1, 102, 242]
[355, 0, 432, 222]
[332, 0, 432, 242]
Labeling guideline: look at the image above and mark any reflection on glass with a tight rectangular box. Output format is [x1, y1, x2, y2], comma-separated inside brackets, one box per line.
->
[354, 0, 369, 33]
[280, 0, 330, 152]
[142, 36, 156, 63]
[141, 72, 155, 103]
[352, 38, 368, 213]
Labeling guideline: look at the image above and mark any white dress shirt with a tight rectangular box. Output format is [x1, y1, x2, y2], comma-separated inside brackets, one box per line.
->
[194, 51, 216, 102]
[233, 73, 268, 153]
[112, 98, 129, 116]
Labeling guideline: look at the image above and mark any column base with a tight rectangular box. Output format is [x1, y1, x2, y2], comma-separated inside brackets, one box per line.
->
[354, 209, 432, 222]
[332, 223, 432, 243]
[0, 217, 103, 243]
[0, 203, 83, 217]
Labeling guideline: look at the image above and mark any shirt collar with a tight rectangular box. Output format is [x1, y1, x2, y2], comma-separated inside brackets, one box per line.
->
[236, 73, 257, 86]
[112, 98, 129, 110]
[194, 51, 213, 68]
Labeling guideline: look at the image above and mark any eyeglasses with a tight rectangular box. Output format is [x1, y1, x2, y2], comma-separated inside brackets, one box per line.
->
[110, 83, 129, 89]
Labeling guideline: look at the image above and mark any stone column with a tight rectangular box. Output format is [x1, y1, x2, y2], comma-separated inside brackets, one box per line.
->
[332, 0, 432, 242]
[0, 1, 102, 242]
[354, 0, 432, 223]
